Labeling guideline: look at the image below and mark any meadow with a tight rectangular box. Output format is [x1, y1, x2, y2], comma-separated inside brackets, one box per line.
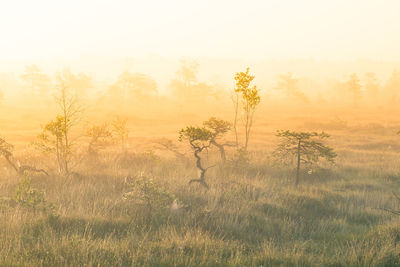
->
[1, 110, 400, 267]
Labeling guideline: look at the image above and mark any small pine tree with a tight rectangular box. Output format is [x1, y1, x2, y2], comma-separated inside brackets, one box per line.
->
[273, 130, 337, 186]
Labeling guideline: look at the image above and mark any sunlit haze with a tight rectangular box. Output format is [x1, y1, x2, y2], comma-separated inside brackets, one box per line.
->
[1, 0, 400, 61]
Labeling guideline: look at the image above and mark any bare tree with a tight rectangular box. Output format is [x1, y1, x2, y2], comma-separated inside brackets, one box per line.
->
[155, 138, 186, 159]
[0, 137, 48, 176]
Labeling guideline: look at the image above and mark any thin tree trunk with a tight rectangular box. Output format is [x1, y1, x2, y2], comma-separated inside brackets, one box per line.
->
[232, 93, 239, 148]
[56, 138, 62, 173]
[295, 139, 301, 186]
[62, 88, 70, 175]
[211, 140, 226, 163]
[189, 148, 209, 189]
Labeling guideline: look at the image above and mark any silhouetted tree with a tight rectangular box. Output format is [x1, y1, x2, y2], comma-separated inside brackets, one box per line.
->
[365, 72, 380, 103]
[234, 67, 261, 151]
[179, 126, 214, 189]
[109, 71, 157, 101]
[170, 59, 216, 107]
[86, 123, 113, 156]
[275, 73, 308, 102]
[273, 130, 336, 186]
[59, 68, 93, 99]
[176, 59, 199, 89]
[20, 65, 50, 96]
[346, 74, 362, 106]
[0, 137, 47, 176]
[384, 69, 400, 104]
[112, 116, 129, 153]
[203, 117, 232, 162]
[155, 138, 186, 159]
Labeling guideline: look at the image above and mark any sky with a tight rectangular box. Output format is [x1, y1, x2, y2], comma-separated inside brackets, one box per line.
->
[1, 0, 400, 62]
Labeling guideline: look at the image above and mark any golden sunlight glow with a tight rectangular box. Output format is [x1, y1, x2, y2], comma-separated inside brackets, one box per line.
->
[1, 0, 399, 62]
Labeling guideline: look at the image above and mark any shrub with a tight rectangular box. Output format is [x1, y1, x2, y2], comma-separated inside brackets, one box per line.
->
[123, 174, 174, 220]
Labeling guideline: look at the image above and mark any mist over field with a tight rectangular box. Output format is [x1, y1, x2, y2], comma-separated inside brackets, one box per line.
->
[1, 1, 400, 266]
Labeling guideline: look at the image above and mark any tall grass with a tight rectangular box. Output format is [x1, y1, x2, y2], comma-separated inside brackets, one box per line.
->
[0, 133, 400, 266]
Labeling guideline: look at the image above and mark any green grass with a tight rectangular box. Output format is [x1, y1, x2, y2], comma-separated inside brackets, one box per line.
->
[1, 138, 400, 266]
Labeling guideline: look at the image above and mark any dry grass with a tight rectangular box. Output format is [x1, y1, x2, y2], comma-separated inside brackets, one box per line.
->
[0, 117, 400, 266]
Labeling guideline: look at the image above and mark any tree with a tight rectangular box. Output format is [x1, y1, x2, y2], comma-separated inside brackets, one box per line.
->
[275, 73, 308, 103]
[203, 117, 232, 162]
[346, 73, 362, 106]
[123, 174, 174, 221]
[20, 65, 50, 96]
[234, 67, 261, 151]
[0, 137, 47, 176]
[273, 130, 337, 186]
[35, 116, 66, 174]
[86, 123, 113, 156]
[170, 60, 215, 106]
[112, 116, 129, 153]
[35, 74, 81, 175]
[178, 126, 214, 189]
[384, 69, 400, 104]
[109, 71, 158, 101]
[176, 59, 199, 89]
[155, 138, 186, 159]
[59, 68, 93, 99]
[364, 72, 380, 104]
[231, 89, 240, 148]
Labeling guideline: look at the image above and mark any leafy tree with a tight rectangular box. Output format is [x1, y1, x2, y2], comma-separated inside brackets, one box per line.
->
[275, 72, 308, 102]
[124, 174, 174, 221]
[234, 67, 261, 151]
[346, 73, 362, 106]
[273, 130, 337, 186]
[179, 126, 214, 189]
[35, 116, 68, 174]
[203, 117, 232, 162]
[35, 74, 81, 175]
[13, 175, 52, 212]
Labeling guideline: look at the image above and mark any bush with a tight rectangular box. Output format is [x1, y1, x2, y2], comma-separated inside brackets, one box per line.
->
[13, 175, 53, 212]
[123, 174, 175, 220]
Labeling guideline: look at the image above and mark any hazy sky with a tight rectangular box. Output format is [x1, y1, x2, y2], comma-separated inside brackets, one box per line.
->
[1, 0, 400, 61]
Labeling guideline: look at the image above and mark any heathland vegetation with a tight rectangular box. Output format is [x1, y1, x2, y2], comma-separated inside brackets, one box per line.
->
[1, 62, 400, 266]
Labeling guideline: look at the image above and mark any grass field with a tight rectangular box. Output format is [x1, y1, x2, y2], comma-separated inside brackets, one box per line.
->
[1, 114, 400, 266]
